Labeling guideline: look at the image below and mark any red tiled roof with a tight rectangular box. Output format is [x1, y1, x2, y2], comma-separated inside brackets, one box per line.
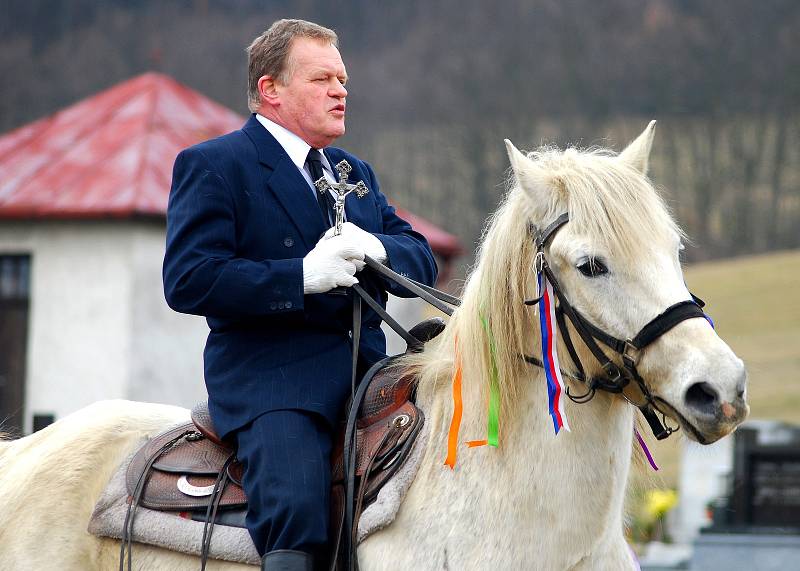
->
[0, 72, 461, 256]
[0, 72, 243, 218]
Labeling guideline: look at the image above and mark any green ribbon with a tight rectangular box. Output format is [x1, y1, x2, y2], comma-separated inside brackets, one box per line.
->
[479, 313, 501, 447]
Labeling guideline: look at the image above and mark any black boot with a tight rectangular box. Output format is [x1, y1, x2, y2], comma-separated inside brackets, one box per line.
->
[261, 549, 313, 571]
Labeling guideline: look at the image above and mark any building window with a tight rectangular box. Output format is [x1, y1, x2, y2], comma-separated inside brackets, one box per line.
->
[0, 253, 31, 436]
[0, 255, 30, 301]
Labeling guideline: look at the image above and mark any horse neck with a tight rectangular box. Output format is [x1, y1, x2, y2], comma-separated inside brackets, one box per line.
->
[394, 193, 635, 561]
[409, 358, 636, 561]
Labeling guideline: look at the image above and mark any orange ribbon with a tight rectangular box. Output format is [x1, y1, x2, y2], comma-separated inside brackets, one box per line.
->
[444, 337, 463, 469]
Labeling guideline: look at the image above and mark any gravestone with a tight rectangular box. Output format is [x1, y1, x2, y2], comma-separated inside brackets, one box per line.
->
[690, 420, 800, 571]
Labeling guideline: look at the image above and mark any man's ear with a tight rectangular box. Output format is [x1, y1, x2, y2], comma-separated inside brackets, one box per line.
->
[257, 75, 280, 105]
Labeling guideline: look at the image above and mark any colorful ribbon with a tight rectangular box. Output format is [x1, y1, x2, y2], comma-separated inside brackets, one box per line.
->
[444, 336, 464, 469]
[468, 314, 501, 448]
[634, 428, 659, 471]
[537, 272, 570, 434]
[444, 313, 504, 468]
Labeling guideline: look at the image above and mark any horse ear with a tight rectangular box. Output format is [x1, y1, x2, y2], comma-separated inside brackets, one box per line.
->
[505, 139, 528, 176]
[618, 120, 656, 175]
[505, 139, 551, 203]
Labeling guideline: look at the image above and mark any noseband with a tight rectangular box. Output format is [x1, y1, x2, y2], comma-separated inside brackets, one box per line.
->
[524, 213, 709, 440]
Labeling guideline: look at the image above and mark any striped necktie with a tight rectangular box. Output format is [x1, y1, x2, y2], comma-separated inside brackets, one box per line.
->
[306, 148, 334, 226]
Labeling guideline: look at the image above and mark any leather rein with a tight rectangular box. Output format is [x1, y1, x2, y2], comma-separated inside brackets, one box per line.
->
[522, 213, 710, 440]
[341, 259, 459, 571]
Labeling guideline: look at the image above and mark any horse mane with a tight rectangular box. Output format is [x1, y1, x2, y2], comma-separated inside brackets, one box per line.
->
[410, 141, 683, 433]
[0, 416, 17, 443]
[0, 430, 14, 469]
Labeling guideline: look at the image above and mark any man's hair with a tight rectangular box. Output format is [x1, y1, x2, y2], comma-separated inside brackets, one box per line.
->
[246, 19, 338, 112]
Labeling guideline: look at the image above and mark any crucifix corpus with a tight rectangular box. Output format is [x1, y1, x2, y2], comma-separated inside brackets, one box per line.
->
[314, 159, 369, 236]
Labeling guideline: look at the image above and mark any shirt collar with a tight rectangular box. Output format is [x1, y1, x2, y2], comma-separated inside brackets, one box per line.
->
[255, 114, 332, 173]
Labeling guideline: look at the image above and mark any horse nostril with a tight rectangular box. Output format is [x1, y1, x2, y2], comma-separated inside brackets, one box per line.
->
[735, 372, 747, 399]
[685, 382, 719, 415]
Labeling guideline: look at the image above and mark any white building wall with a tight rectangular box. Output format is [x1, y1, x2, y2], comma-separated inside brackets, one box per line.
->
[0, 220, 209, 433]
[0, 221, 131, 432]
[128, 224, 208, 407]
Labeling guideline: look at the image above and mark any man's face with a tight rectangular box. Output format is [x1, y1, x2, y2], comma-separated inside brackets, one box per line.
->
[272, 37, 348, 149]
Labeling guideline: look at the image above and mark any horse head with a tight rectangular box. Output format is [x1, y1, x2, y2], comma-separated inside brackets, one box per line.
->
[504, 121, 748, 444]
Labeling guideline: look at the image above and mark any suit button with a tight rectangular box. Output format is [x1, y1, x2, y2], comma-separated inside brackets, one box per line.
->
[278, 301, 285, 309]
[283, 237, 294, 247]
[285, 301, 293, 309]
[269, 301, 277, 310]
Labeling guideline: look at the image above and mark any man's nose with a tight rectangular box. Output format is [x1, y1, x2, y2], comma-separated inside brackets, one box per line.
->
[331, 80, 347, 98]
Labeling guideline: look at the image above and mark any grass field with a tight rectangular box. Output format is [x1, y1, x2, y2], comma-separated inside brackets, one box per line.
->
[630, 249, 800, 514]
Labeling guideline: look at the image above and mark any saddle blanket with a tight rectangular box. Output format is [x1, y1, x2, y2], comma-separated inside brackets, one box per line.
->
[88, 426, 428, 564]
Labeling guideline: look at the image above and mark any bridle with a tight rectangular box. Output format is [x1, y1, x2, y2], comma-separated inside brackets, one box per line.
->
[523, 213, 710, 440]
[336, 213, 709, 569]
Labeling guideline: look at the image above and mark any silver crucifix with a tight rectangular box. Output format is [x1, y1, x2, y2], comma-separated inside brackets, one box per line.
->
[314, 160, 370, 235]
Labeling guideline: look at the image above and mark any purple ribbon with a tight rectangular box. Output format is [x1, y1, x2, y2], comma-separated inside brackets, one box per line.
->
[635, 428, 659, 471]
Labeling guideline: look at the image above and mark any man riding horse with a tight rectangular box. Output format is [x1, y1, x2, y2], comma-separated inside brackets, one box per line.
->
[162, 18, 438, 571]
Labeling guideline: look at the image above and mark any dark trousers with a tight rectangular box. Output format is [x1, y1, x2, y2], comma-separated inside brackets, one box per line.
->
[234, 409, 333, 560]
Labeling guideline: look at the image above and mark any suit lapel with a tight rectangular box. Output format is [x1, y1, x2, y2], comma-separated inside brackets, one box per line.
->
[242, 115, 327, 249]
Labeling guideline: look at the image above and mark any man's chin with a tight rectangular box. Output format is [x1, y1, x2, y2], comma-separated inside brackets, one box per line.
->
[320, 126, 345, 147]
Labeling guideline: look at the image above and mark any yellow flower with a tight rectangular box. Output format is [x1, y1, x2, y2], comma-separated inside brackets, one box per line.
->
[645, 489, 678, 519]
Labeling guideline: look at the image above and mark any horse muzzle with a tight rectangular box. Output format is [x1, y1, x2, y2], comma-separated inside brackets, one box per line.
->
[655, 368, 749, 444]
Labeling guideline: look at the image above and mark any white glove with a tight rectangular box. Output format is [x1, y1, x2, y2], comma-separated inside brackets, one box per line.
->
[323, 222, 387, 264]
[302, 235, 365, 294]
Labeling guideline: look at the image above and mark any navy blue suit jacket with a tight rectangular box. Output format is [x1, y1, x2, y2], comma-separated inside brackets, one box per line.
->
[163, 115, 438, 438]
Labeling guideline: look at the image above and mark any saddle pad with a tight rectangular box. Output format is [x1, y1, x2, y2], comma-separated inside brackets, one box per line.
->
[89, 437, 261, 566]
[90, 424, 429, 563]
[357, 422, 428, 543]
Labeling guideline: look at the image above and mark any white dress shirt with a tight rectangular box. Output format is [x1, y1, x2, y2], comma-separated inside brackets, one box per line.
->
[255, 114, 337, 195]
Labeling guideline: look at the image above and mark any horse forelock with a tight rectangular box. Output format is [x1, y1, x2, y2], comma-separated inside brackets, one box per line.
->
[525, 145, 683, 262]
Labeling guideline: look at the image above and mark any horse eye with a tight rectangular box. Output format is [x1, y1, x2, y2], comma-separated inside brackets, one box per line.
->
[577, 258, 608, 277]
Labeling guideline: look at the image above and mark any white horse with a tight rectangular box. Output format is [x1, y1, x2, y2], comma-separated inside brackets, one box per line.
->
[0, 122, 747, 570]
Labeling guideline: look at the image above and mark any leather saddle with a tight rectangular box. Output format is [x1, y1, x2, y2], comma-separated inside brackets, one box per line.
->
[124, 317, 446, 568]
